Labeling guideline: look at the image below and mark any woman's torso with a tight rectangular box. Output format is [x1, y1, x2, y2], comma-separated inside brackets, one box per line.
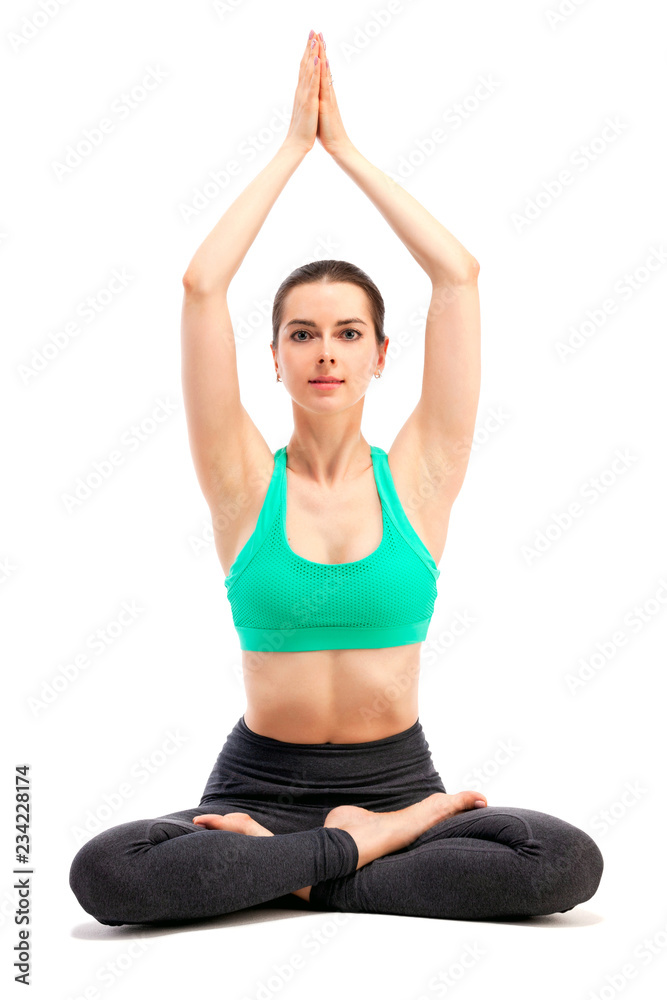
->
[211, 439, 453, 744]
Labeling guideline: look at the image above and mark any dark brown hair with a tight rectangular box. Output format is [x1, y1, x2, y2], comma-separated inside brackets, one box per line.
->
[271, 259, 385, 352]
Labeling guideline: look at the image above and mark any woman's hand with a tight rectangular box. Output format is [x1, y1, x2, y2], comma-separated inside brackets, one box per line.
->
[314, 33, 353, 157]
[283, 30, 322, 154]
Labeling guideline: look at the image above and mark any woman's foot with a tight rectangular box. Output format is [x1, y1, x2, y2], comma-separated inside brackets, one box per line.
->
[192, 813, 312, 902]
[193, 812, 273, 836]
[190, 790, 488, 902]
[324, 790, 487, 870]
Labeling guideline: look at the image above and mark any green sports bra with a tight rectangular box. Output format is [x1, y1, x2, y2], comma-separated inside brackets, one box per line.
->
[224, 445, 440, 652]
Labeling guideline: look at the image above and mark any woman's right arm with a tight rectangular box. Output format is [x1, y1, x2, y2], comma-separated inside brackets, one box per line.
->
[181, 33, 322, 504]
[180, 140, 308, 502]
[182, 140, 307, 294]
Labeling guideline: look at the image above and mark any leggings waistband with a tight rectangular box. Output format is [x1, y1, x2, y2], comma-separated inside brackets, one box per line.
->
[238, 714, 424, 750]
[199, 715, 447, 807]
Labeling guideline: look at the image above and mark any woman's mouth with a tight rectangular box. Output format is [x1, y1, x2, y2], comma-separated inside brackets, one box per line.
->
[309, 379, 343, 387]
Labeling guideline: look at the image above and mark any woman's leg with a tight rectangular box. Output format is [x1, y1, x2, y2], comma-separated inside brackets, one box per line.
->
[68, 804, 358, 926]
[308, 805, 604, 920]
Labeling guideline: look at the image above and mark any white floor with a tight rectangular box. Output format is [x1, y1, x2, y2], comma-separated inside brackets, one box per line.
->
[9, 840, 662, 1000]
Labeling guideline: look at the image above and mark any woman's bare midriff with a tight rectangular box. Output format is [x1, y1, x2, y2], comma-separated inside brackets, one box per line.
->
[241, 642, 422, 744]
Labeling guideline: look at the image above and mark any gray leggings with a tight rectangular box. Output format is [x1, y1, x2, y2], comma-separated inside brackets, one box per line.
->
[69, 716, 604, 925]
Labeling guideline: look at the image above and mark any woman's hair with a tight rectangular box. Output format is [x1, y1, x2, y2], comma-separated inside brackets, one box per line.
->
[271, 259, 386, 352]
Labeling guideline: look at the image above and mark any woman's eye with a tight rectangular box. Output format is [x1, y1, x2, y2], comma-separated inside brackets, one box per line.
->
[291, 329, 361, 341]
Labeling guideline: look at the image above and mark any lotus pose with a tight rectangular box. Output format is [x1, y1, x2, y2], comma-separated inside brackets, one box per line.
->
[70, 30, 603, 925]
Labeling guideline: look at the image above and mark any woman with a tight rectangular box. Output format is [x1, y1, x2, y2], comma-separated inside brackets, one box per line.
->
[69, 30, 603, 925]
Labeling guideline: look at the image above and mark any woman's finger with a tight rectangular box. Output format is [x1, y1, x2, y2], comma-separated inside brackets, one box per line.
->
[314, 34, 332, 94]
[306, 30, 318, 69]
[316, 31, 332, 87]
[297, 29, 316, 82]
[319, 47, 333, 100]
[310, 35, 322, 84]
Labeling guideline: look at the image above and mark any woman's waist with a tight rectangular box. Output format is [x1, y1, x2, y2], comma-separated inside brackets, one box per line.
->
[200, 711, 444, 803]
[241, 644, 422, 744]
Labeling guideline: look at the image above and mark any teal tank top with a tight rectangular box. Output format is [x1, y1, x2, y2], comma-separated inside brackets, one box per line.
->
[224, 445, 440, 652]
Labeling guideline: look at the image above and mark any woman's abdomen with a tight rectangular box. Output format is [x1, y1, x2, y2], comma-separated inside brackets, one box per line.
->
[241, 643, 423, 743]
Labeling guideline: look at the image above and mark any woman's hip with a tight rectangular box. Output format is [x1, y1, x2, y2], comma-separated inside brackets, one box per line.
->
[198, 714, 446, 815]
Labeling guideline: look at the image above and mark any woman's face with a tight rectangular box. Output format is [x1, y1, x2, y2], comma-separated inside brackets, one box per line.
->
[274, 282, 384, 407]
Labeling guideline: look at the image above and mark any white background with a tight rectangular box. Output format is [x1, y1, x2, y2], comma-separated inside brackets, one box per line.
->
[3, 0, 666, 998]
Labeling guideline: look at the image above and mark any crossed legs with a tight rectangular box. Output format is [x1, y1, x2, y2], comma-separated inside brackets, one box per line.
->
[306, 803, 604, 919]
[69, 796, 603, 925]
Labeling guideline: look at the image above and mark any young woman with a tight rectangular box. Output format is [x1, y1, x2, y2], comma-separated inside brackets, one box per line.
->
[69, 30, 603, 925]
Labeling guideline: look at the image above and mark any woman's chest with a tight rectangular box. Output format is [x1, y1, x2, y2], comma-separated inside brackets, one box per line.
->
[284, 467, 384, 564]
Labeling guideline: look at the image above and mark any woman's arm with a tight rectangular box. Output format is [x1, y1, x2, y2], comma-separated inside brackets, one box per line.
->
[315, 47, 477, 283]
[182, 140, 307, 294]
[329, 143, 478, 283]
[181, 33, 322, 502]
[316, 51, 480, 497]
[180, 141, 309, 496]
[332, 138, 481, 492]
[183, 31, 322, 292]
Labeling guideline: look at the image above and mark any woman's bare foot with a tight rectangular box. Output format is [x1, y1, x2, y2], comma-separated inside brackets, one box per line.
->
[324, 790, 488, 870]
[192, 813, 312, 902]
[193, 813, 273, 836]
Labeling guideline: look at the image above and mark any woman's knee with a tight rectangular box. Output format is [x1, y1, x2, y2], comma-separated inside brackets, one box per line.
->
[69, 818, 162, 925]
[517, 808, 604, 913]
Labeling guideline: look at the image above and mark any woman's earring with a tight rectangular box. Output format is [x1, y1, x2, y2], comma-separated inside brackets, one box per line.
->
[374, 370, 382, 378]
[276, 372, 282, 382]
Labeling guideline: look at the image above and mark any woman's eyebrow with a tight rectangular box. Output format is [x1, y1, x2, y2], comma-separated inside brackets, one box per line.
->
[285, 317, 368, 328]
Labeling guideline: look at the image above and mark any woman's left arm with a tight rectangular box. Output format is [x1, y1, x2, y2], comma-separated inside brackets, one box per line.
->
[316, 35, 480, 493]
[331, 142, 479, 284]
[332, 143, 481, 491]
